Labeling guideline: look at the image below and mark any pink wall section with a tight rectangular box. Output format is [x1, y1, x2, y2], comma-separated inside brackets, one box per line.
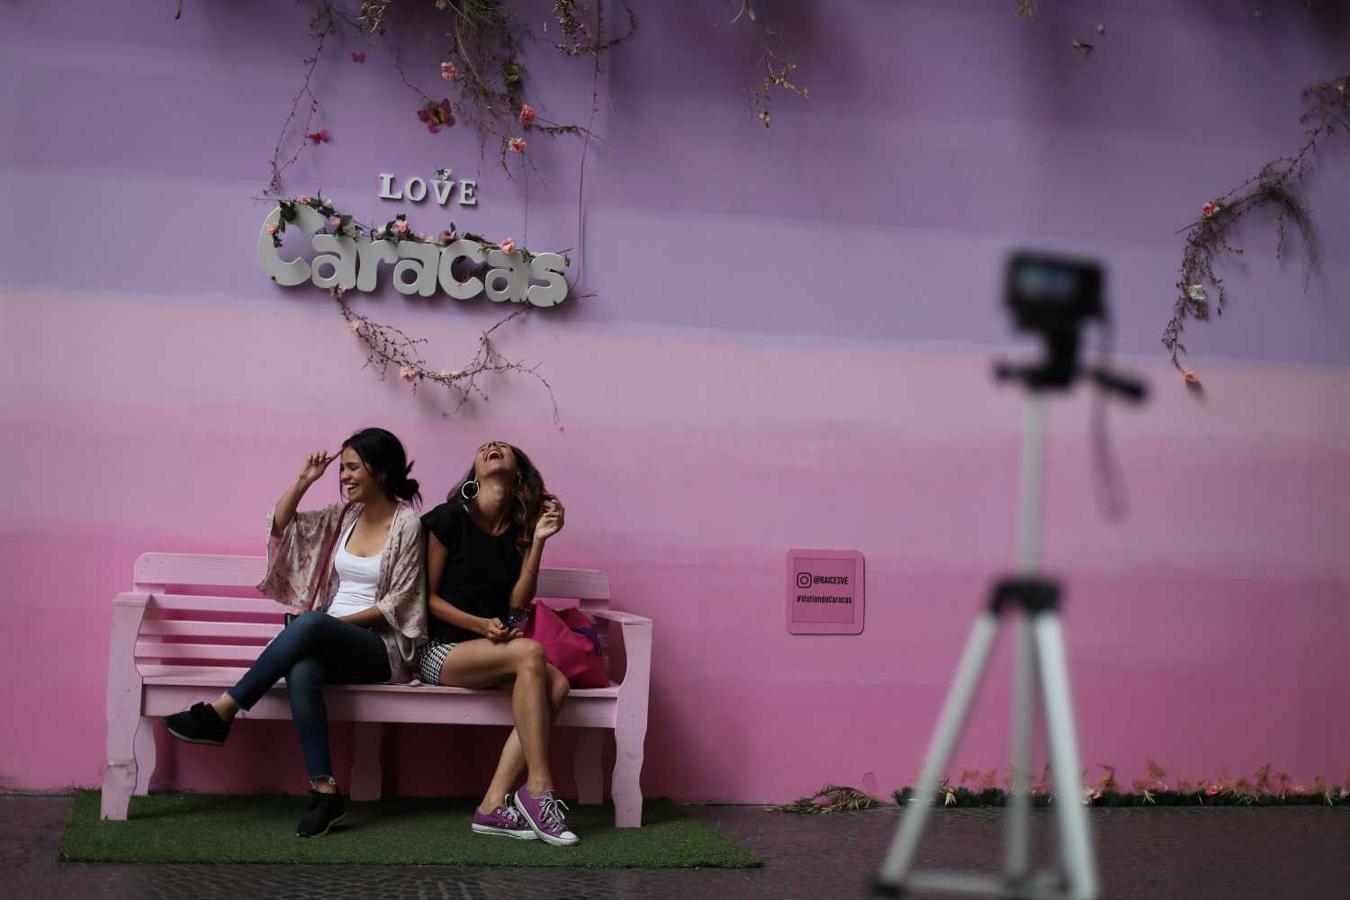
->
[2, 289, 1347, 800]
[2, 1, 1349, 802]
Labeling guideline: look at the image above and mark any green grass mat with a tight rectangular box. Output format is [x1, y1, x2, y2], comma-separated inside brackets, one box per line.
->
[60, 791, 760, 868]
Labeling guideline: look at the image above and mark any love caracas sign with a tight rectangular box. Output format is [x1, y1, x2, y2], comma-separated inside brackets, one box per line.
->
[258, 195, 570, 307]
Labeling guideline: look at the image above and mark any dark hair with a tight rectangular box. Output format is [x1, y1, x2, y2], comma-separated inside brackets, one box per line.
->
[450, 443, 546, 554]
[342, 427, 421, 506]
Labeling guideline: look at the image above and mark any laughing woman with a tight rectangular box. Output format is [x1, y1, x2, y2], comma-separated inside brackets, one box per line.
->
[162, 428, 426, 837]
[418, 440, 576, 845]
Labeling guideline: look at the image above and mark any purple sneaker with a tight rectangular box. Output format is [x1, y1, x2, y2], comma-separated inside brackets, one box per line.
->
[471, 796, 537, 840]
[512, 786, 579, 846]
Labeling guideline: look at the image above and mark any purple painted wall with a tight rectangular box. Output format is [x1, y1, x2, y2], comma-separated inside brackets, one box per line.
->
[2, 1, 1347, 802]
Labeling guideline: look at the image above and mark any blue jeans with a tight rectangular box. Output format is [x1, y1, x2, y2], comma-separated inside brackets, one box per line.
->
[227, 611, 390, 781]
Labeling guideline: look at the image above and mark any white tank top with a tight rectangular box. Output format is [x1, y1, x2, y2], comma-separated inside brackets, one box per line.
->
[326, 517, 383, 620]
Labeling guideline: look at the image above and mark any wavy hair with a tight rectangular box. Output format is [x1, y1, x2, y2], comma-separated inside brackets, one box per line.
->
[450, 443, 547, 554]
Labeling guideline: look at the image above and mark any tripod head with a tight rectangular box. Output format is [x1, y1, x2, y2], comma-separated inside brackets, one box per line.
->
[995, 252, 1146, 403]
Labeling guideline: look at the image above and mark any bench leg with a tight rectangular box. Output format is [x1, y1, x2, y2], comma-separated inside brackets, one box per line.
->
[101, 704, 138, 821]
[611, 726, 645, 828]
[350, 722, 384, 802]
[574, 729, 604, 806]
[133, 717, 156, 796]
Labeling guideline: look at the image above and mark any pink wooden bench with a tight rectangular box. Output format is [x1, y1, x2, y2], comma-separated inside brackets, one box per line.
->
[102, 553, 652, 827]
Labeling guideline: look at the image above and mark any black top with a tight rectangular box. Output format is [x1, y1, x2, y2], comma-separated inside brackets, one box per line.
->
[422, 501, 524, 644]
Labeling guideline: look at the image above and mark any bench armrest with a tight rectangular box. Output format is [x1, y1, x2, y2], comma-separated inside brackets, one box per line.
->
[114, 591, 152, 610]
[587, 609, 651, 627]
[587, 608, 650, 693]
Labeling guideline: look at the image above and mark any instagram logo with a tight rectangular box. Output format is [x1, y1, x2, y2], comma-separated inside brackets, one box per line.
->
[796, 572, 813, 589]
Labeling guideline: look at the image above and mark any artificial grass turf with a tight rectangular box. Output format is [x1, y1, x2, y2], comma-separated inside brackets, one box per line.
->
[60, 791, 760, 868]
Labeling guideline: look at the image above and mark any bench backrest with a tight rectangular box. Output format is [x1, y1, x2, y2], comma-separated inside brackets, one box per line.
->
[130, 553, 615, 679]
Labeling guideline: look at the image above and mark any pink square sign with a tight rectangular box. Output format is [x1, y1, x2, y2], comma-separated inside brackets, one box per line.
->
[787, 549, 865, 635]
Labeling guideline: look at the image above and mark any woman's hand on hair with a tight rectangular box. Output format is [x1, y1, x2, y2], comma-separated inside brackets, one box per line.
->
[533, 495, 565, 543]
[299, 450, 336, 486]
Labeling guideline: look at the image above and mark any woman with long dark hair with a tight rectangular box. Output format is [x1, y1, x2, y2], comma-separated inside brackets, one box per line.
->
[162, 427, 427, 837]
[418, 440, 576, 845]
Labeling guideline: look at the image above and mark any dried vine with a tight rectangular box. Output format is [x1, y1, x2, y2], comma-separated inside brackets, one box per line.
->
[335, 290, 560, 425]
[268, 4, 338, 193]
[1162, 71, 1349, 375]
[732, 2, 809, 129]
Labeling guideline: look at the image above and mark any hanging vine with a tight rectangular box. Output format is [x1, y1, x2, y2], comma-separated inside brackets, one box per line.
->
[1162, 71, 1349, 379]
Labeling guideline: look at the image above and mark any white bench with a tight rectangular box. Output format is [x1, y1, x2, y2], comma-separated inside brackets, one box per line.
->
[102, 553, 652, 827]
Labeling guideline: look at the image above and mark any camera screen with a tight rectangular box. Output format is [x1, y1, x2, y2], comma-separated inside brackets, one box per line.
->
[1015, 263, 1080, 306]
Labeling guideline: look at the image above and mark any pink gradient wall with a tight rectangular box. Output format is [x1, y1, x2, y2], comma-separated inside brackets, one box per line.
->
[2, 1, 1348, 801]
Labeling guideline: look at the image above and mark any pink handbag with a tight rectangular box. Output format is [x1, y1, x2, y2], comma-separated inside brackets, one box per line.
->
[522, 603, 610, 689]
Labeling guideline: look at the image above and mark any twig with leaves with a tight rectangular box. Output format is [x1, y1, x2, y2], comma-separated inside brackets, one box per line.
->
[335, 288, 561, 425]
[1163, 71, 1350, 377]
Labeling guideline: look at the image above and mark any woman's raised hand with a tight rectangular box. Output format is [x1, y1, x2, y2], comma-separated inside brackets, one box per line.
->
[533, 494, 565, 543]
[299, 450, 336, 486]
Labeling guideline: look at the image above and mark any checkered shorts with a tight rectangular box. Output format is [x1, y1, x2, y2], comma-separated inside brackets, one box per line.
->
[415, 640, 459, 685]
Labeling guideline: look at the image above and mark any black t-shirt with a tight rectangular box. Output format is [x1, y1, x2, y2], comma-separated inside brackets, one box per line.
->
[422, 501, 524, 644]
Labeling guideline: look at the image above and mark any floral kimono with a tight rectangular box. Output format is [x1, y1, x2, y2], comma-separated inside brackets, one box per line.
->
[257, 501, 426, 682]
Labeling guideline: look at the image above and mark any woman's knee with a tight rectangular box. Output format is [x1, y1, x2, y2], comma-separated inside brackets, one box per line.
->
[510, 639, 547, 673]
[289, 610, 328, 642]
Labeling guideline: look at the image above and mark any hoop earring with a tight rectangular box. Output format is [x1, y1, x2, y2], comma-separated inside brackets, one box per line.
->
[460, 479, 480, 501]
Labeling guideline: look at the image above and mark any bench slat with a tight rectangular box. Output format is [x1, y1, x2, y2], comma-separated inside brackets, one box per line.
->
[140, 621, 282, 639]
[145, 595, 289, 615]
[137, 665, 619, 697]
[135, 553, 609, 603]
[136, 642, 266, 661]
[135, 553, 266, 589]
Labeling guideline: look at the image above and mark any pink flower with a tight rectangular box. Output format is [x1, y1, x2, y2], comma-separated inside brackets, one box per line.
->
[297, 195, 312, 205]
[518, 104, 536, 126]
[346, 319, 360, 334]
[399, 366, 418, 383]
[418, 98, 454, 133]
[499, 238, 517, 254]
[392, 219, 410, 237]
[351, 50, 366, 64]
[508, 136, 527, 154]
[434, 0, 449, 8]
[306, 129, 330, 143]
[1182, 369, 1201, 386]
[441, 61, 458, 81]
[1202, 201, 1222, 219]
[1205, 783, 1222, 796]
[328, 216, 343, 230]
[1294, 783, 1306, 794]
[266, 223, 280, 235]
[438, 230, 457, 244]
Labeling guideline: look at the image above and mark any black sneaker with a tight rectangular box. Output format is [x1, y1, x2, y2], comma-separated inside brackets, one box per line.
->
[296, 789, 347, 838]
[163, 702, 231, 746]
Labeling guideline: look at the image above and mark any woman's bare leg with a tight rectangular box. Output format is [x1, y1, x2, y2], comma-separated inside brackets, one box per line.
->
[480, 666, 570, 811]
[437, 640, 563, 812]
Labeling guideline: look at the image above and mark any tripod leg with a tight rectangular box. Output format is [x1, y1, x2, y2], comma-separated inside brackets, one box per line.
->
[1004, 613, 1038, 883]
[876, 610, 1002, 891]
[1033, 612, 1099, 900]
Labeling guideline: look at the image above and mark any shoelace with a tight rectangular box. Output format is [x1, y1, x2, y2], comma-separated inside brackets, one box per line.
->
[538, 793, 569, 829]
[500, 804, 524, 824]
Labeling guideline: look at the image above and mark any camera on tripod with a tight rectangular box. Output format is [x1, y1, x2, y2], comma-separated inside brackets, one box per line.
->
[999, 252, 1144, 401]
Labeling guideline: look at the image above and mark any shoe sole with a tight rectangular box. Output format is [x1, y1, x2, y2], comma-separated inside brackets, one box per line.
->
[164, 725, 226, 747]
[471, 824, 538, 840]
[527, 825, 579, 847]
[296, 811, 346, 838]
